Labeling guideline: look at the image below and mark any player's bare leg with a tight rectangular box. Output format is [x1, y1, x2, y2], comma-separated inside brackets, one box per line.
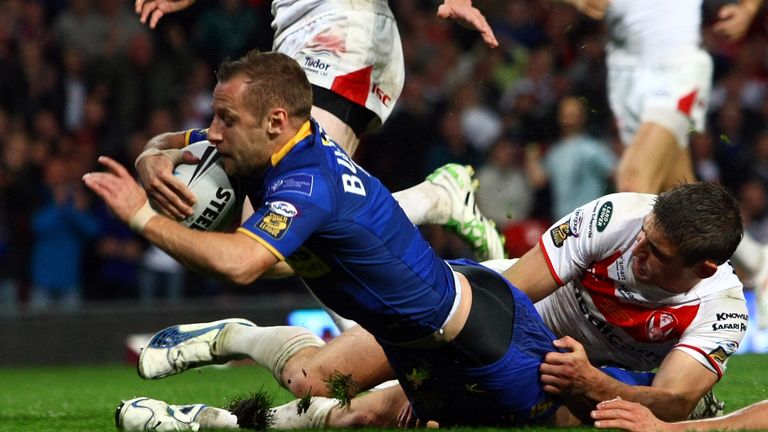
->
[616, 122, 691, 194]
[311, 106, 361, 156]
[662, 145, 696, 190]
[280, 325, 394, 397]
[271, 384, 409, 429]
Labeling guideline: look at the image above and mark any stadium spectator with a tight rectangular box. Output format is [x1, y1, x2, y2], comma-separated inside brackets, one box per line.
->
[475, 135, 534, 228]
[30, 154, 101, 312]
[525, 95, 616, 220]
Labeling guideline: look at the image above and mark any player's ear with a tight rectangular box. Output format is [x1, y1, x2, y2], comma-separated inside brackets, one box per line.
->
[266, 108, 289, 136]
[694, 259, 718, 279]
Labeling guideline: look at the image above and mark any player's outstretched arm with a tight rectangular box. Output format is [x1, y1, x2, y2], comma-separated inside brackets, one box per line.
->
[540, 337, 717, 422]
[594, 398, 768, 432]
[592, 398, 675, 432]
[437, 0, 499, 48]
[136, 132, 199, 221]
[135, 0, 196, 29]
[713, 0, 764, 41]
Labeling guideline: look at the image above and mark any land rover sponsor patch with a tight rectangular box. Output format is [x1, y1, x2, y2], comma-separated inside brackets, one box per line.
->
[596, 201, 613, 232]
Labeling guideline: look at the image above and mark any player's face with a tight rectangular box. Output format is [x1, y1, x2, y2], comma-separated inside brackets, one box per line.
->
[208, 77, 271, 177]
[631, 215, 696, 293]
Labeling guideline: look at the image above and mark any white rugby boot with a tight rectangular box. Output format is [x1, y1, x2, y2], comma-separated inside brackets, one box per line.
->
[426, 163, 507, 260]
[269, 397, 338, 429]
[138, 318, 255, 380]
[115, 397, 204, 431]
[688, 390, 725, 420]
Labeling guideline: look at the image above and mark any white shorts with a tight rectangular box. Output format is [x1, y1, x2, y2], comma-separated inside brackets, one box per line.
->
[607, 46, 713, 148]
[272, 0, 405, 124]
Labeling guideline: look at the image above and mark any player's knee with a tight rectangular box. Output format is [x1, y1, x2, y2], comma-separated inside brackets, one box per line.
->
[281, 366, 334, 398]
[615, 167, 659, 194]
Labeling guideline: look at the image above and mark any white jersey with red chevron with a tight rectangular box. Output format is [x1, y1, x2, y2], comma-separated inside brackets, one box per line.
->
[271, 0, 404, 123]
[535, 192, 746, 377]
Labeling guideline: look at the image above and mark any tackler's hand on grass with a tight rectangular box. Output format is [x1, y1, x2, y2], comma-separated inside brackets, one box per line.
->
[592, 398, 672, 432]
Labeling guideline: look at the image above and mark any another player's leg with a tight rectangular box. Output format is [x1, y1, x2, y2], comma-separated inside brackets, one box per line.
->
[270, 384, 409, 429]
[310, 106, 362, 156]
[393, 163, 506, 260]
[616, 121, 692, 193]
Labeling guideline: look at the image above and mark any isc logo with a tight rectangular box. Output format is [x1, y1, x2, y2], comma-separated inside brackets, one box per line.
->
[371, 84, 391, 106]
[304, 56, 330, 71]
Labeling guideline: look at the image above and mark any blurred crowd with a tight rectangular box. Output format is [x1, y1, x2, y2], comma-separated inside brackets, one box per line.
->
[1, 0, 767, 311]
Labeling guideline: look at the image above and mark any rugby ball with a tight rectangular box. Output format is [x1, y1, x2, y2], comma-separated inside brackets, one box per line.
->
[171, 141, 242, 231]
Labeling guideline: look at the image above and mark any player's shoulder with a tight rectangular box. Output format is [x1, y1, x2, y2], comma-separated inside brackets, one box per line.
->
[694, 262, 745, 301]
[573, 192, 654, 236]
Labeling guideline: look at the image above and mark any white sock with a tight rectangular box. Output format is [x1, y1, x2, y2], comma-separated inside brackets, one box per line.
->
[196, 406, 239, 429]
[393, 181, 451, 225]
[732, 232, 765, 279]
[270, 397, 337, 429]
[221, 325, 324, 385]
[479, 258, 519, 274]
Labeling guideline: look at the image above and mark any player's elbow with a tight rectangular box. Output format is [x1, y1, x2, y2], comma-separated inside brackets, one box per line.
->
[221, 262, 264, 285]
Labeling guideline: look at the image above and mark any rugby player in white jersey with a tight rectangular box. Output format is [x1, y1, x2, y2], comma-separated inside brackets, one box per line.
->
[564, 0, 768, 327]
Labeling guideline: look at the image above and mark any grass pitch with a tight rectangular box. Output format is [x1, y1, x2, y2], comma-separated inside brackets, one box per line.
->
[2, 355, 768, 432]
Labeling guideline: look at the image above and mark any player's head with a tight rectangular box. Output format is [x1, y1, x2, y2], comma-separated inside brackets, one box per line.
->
[208, 50, 312, 176]
[632, 182, 742, 292]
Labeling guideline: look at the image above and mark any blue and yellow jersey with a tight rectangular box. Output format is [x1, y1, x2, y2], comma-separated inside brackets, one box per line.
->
[184, 129, 209, 146]
[228, 119, 455, 344]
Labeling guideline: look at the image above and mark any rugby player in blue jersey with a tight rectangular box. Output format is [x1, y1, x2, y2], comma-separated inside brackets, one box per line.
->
[132, 0, 504, 267]
[86, 50, 562, 428]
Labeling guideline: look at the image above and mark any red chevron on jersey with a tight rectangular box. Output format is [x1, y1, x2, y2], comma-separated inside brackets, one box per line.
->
[677, 90, 697, 117]
[331, 65, 374, 107]
[580, 251, 699, 342]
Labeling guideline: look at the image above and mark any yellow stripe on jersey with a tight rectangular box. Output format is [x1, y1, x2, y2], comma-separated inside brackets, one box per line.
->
[237, 227, 286, 261]
[271, 121, 311, 167]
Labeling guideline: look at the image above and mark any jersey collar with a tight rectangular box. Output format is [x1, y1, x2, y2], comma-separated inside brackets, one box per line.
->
[270, 120, 312, 167]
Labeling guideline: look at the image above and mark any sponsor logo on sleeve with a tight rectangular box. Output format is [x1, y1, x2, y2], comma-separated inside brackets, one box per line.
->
[709, 341, 739, 365]
[258, 213, 292, 239]
[268, 201, 298, 217]
[708, 341, 739, 365]
[269, 174, 314, 196]
[570, 209, 584, 237]
[550, 221, 571, 248]
[596, 201, 613, 232]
